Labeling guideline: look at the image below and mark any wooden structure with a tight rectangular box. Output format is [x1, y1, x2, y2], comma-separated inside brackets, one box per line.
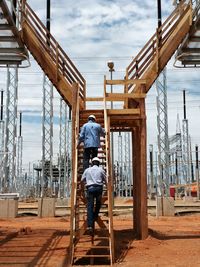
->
[0, 0, 28, 65]
[175, 2, 200, 66]
[0, 0, 199, 265]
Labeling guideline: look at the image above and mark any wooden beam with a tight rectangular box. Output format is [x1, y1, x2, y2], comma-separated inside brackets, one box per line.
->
[106, 79, 147, 85]
[182, 48, 200, 53]
[105, 93, 146, 101]
[132, 84, 148, 240]
[107, 108, 140, 116]
[189, 36, 200, 42]
[86, 97, 103, 102]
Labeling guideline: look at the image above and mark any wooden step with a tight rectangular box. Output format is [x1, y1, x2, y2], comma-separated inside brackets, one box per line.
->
[74, 254, 110, 258]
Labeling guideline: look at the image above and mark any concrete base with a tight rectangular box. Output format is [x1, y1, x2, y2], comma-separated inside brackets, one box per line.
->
[0, 199, 18, 218]
[56, 198, 68, 206]
[38, 198, 55, 217]
[156, 196, 175, 216]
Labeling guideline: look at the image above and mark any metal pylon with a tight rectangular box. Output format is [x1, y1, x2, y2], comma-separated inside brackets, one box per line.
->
[3, 67, 18, 192]
[117, 132, 123, 196]
[182, 119, 190, 185]
[16, 112, 23, 194]
[156, 68, 170, 196]
[41, 75, 53, 197]
[66, 108, 72, 198]
[58, 98, 67, 198]
[124, 132, 131, 196]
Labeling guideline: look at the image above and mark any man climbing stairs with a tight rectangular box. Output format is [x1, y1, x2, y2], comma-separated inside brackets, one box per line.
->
[69, 109, 114, 265]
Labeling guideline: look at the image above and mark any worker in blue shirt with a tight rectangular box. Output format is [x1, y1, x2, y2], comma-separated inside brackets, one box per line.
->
[81, 157, 107, 233]
[77, 114, 105, 170]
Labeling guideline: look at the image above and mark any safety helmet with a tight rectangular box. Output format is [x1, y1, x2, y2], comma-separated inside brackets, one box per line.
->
[92, 157, 100, 162]
[88, 114, 96, 121]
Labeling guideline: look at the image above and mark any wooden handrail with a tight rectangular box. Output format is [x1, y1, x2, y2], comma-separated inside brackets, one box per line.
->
[19, 1, 86, 103]
[126, 2, 190, 93]
[103, 75, 114, 264]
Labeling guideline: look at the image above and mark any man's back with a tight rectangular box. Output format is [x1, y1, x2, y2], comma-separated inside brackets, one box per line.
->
[79, 121, 105, 148]
[82, 165, 106, 186]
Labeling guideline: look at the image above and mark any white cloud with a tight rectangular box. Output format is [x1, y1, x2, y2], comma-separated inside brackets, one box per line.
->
[1, 0, 200, 171]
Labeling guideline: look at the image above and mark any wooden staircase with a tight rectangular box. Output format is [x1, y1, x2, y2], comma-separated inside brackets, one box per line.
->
[0, 0, 28, 65]
[19, 0, 86, 108]
[69, 103, 114, 265]
[125, 1, 193, 98]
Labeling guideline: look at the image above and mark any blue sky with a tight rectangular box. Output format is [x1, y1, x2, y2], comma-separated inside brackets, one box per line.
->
[1, 0, 200, 170]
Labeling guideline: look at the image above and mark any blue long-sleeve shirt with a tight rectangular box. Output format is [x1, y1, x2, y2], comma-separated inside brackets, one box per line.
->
[79, 121, 105, 148]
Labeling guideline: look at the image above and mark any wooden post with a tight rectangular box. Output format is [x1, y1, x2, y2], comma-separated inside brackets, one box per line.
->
[132, 84, 148, 240]
[69, 82, 79, 265]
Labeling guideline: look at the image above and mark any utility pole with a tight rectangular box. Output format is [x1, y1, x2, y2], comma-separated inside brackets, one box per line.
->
[107, 61, 115, 183]
[149, 144, 154, 199]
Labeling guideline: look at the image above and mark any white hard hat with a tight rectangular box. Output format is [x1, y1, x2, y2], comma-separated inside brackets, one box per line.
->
[88, 114, 96, 120]
[92, 157, 100, 162]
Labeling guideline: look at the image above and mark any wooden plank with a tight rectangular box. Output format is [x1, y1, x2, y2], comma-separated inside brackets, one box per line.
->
[105, 93, 146, 101]
[107, 108, 140, 115]
[106, 79, 147, 85]
[0, 24, 13, 30]
[0, 36, 16, 42]
[86, 97, 103, 102]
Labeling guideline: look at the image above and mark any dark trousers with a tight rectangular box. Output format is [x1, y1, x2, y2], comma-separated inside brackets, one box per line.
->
[87, 185, 103, 228]
[83, 147, 98, 170]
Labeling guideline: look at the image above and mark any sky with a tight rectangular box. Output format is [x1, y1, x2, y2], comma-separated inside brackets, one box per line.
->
[1, 0, 200, 172]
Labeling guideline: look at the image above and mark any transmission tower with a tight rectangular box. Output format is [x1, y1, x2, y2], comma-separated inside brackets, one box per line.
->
[124, 132, 131, 196]
[3, 67, 18, 192]
[58, 98, 67, 198]
[156, 68, 170, 196]
[182, 90, 191, 189]
[16, 111, 23, 194]
[175, 114, 182, 185]
[41, 75, 53, 197]
[117, 132, 123, 196]
[66, 107, 72, 197]
[0, 90, 5, 192]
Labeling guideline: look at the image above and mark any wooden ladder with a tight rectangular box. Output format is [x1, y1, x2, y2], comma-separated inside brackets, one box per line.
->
[69, 94, 114, 265]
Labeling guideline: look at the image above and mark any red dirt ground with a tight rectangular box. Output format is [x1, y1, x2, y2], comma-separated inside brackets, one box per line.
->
[0, 214, 200, 267]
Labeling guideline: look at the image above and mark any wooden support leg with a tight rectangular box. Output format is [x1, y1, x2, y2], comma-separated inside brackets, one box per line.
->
[132, 121, 148, 240]
[132, 124, 148, 239]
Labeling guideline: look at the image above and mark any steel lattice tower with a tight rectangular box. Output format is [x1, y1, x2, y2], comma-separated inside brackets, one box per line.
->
[117, 132, 123, 196]
[156, 68, 170, 196]
[0, 90, 5, 192]
[3, 67, 18, 192]
[58, 98, 67, 198]
[182, 90, 191, 188]
[16, 112, 23, 194]
[124, 132, 131, 196]
[41, 75, 53, 197]
[66, 108, 72, 198]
